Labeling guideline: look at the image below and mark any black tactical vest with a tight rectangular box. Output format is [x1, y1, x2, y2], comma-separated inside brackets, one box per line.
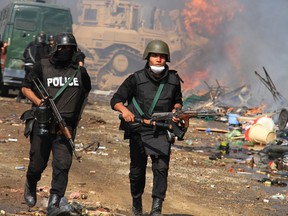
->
[40, 59, 85, 119]
[129, 68, 180, 118]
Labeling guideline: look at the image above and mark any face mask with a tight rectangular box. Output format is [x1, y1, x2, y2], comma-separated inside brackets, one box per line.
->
[150, 65, 165, 74]
[54, 49, 73, 62]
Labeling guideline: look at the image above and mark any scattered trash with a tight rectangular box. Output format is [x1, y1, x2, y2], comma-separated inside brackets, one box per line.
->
[77, 182, 86, 187]
[69, 192, 81, 199]
[271, 193, 286, 200]
[15, 166, 25, 171]
[7, 138, 17, 142]
[228, 113, 240, 125]
[246, 124, 276, 144]
[219, 141, 230, 155]
[257, 178, 287, 187]
[226, 129, 242, 139]
[209, 152, 222, 160]
[81, 194, 88, 199]
[196, 127, 229, 133]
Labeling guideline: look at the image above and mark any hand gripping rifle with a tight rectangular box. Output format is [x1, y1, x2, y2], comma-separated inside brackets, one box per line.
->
[119, 112, 186, 141]
[129, 109, 221, 140]
[119, 114, 173, 130]
[119, 110, 221, 141]
[33, 78, 81, 162]
[151, 109, 222, 140]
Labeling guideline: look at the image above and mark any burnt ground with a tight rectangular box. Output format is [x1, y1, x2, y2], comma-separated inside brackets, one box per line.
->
[0, 95, 287, 216]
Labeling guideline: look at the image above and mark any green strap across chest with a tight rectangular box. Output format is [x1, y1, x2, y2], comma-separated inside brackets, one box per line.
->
[53, 67, 79, 101]
[132, 83, 164, 116]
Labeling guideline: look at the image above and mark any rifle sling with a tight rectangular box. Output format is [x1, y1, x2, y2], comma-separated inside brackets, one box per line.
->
[53, 66, 79, 101]
[132, 82, 164, 117]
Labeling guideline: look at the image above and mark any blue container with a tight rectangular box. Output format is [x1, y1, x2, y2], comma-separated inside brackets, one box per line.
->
[228, 114, 240, 125]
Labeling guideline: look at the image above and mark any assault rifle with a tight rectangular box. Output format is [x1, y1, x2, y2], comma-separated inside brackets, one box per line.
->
[152, 109, 221, 128]
[120, 109, 222, 140]
[151, 109, 222, 140]
[33, 78, 81, 162]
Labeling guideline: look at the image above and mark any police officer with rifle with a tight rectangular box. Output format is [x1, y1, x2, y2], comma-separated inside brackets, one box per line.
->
[21, 32, 91, 215]
[111, 40, 183, 216]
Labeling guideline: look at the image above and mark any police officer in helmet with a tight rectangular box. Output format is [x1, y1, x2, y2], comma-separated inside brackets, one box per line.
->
[48, 34, 55, 47]
[17, 31, 50, 103]
[21, 32, 91, 215]
[111, 40, 183, 216]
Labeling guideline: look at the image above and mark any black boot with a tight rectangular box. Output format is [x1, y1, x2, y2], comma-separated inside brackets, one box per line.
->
[132, 197, 143, 216]
[24, 180, 37, 207]
[47, 194, 71, 216]
[150, 198, 163, 216]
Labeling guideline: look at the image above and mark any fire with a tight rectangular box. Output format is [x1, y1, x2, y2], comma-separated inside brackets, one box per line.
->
[244, 104, 267, 116]
[180, 0, 244, 91]
[181, 70, 209, 90]
[182, 0, 243, 37]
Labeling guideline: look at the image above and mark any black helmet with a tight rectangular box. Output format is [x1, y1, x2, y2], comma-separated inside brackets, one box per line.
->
[51, 32, 77, 56]
[143, 40, 170, 62]
[48, 34, 54, 42]
[35, 31, 46, 43]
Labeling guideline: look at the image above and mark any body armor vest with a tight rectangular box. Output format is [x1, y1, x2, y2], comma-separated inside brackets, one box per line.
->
[40, 59, 85, 119]
[129, 68, 180, 118]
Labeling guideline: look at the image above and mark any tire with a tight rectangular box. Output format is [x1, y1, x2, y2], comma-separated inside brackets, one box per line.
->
[0, 85, 9, 97]
[278, 109, 288, 130]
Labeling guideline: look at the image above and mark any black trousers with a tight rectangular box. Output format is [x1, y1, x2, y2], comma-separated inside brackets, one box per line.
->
[129, 133, 170, 200]
[26, 121, 73, 197]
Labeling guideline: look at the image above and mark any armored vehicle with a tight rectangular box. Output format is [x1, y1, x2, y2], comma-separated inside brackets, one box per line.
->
[73, 0, 206, 90]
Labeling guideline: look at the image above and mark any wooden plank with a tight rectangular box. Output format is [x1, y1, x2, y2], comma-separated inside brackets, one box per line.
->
[195, 127, 229, 133]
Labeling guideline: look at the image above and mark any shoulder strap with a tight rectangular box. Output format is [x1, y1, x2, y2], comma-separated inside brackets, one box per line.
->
[53, 66, 80, 101]
[132, 82, 165, 116]
[132, 97, 144, 117]
[148, 82, 164, 115]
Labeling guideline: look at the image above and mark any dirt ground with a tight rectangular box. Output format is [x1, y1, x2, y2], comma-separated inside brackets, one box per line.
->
[0, 95, 287, 216]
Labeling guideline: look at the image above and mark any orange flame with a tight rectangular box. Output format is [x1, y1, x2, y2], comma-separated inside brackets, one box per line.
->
[180, 0, 244, 91]
[181, 70, 209, 90]
[183, 0, 243, 37]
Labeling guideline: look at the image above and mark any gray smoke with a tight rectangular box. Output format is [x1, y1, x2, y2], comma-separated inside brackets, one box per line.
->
[191, 0, 288, 109]
[1, 0, 288, 110]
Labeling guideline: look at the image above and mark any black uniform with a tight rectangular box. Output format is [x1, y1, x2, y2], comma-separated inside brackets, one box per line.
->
[110, 63, 182, 200]
[22, 58, 91, 197]
[23, 40, 50, 76]
[17, 41, 50, 101]
[73, 48, 86, 65]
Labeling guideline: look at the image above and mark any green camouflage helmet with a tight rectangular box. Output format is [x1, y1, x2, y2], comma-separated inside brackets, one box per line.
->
[143, 40, 170, 62]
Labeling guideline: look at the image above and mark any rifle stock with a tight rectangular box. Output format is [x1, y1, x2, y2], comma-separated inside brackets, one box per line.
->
[33, 78, 81, 162]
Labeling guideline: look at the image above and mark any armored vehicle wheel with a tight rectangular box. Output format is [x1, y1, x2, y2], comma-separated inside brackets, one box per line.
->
[0, 85, 9, 97]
